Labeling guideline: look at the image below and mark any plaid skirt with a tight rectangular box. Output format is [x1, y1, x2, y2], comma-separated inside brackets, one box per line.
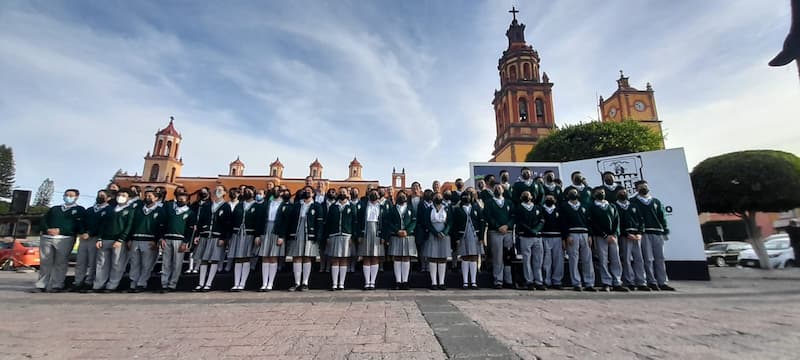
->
[326, 234, 353, 258]
[229, 230, 254, 259]
[423, 233, 451, 259]
[199, 237, 225, 262]
[388, 235, 418, 257]
[257, 221, 285, 257]
[357, 222, 384, 257]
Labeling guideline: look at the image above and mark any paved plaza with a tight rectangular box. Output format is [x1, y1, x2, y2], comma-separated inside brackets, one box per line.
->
[0, 267, 798, 359]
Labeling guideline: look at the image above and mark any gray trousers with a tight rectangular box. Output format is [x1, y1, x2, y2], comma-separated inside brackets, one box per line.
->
[593, 236, 622, 286]
[129, 241, 158, 289]
[642, 233, 668, 285]
[36, 235, 73, 290]
[74, 237, 98, 286]
[566, 233, 594, 287]
[94, 240, 128, 290]
[488, 230, 513, 285]
[542, 237, 564, 286]
[620, 237, 646, 286]
[161, 240, 184, 289]
[519, 236, 544, 285]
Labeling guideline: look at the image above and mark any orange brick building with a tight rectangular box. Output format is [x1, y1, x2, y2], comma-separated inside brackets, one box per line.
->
[113, 118, 411, 200]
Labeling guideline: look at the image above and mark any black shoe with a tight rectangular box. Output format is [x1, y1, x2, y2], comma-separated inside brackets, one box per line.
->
[393, 283, 402, 290]
[29, 288, 46, 293]
[535, 285, 547, 291]
[462, 284, 469, 290]
[549, 284, 563, 290]
[288, 285, 299, 292]
[573, 286, 583, 292]
[100, 289, 112, 294]
[637, 285, 651, 292]
[159, 288, 169, 294]
[658, 284, 676, 291]
[526, 283, 535, 291]
[48, 287, 64, 293]
[648, 284, 660, 291]
[430, 285, 438, 291]
[493, 284, 503, 289]
[329, 287, 336, 291]
[201, 286, 211, 292]
[601, 285, 611, 292]
[584, 287, 597, 292]
[612, 286, 630, 292]
[402, 283, 411, 290]
[135, 286, 145, 293]
[470, 284, 480, 290]
[626, 285, 637, 291]
[503, 283, 516, 289]
[127, 288, 137, 293]
[438, 285, 446, 291]
[300, 285, 309, 292]
[79, 287, 90, 294]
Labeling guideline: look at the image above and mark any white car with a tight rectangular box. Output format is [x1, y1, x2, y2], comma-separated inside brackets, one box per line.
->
[737, 234, 795, 269]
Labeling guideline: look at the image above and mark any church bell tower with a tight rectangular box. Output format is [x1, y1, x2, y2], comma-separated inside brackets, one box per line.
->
[491, 7, 556, 162]
[142, 117, 184, 183]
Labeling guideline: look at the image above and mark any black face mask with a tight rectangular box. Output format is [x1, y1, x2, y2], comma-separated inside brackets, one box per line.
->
[573, 177, 583, 186]
[433, 198, 442, 205]
[493, 190, 502, 197]
[501, 175, 509, 182]
[200, 191, 210, 199]
[281, 193, 291, 201]
[545, 175, 554, 182]
[460, 196, 470, 204]
[544, 199, 555, 206]
[604, 178, 615, 186]
[143, 198, 154, 205]
[369, 193, 379, 201]
[396, 196, 407, 204]
[617, 193, 628, 201]
[594, 193, 605, 201]
[567, 193, 578, 201]
[299, 192, 310, 200]
[337, 194, 347, 201]
[229, 191, 239, 199]
[456, 183, 463, 190]
[522, 172, 531, 180]
[638, 188, 650, 196]
[521, 196, 531, 203]
[176, 201, 186, 207]
[96, 196, 107, 204]
[327, 193, 336, 200]
[242, 192, 253, 200]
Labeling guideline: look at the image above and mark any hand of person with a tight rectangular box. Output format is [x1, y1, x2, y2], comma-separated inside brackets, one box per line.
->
[437, 232, 445, 240]
[161, 239, 167, 248]
[498, 225, 508, 234]
[112, 241, 122, 249]
[80, 233, 89, 240]
[218, 239, 225, 247]
[126, 242, 132, 250]
[398, 230, 407, 238]
[149, 241, 157, 251]
[566, 236, 574, 246]
[636, 234, 642, 241]
[47, 228, 60, 236]
[194, 237, 200, 245]
[254, 237, 262, 247]
[179, 243, 189, 252]
[276, 238, 284, 246]
[607, 235, 617, 244]
[588, 237, 593, 247]
[96, 240, 103, 249]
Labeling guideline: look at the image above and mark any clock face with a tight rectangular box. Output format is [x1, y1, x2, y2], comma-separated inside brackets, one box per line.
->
[634, 101, 646, 112]
[608, 107, 617, 117]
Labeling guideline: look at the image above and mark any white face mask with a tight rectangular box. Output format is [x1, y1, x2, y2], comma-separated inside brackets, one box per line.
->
[116, 196, 128, 204]
[215, 190, 225, 198]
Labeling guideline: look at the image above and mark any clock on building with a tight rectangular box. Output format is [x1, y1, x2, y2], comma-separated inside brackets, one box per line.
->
[634, 101, 646, 112]
[608, 107, 618, 117]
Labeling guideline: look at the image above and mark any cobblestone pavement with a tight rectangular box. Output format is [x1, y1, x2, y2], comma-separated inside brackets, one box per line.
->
[1, 267, 798, 359]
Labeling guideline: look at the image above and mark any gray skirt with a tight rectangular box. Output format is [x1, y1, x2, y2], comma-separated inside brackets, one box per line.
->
[257, 221, 285, 257]
[230, 231, 254, 259]
[326, 234, 353, 258]
[423, 233, 451, 259]
[287, 218, 320, 258]
[388, 235, 418, 257]
[358, 222, 384, 257]
[200, 237, 225, 262]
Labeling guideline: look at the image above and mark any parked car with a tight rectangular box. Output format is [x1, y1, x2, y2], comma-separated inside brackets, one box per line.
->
[705, 241, 752, 267]
[0, 238, 40, 269]
[737, 234, 795, 269]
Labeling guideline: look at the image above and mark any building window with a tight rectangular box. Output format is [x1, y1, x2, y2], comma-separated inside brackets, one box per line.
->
[352, 169, 357, 176]
[312, 169, 317, 178]
[535, 98, 545, 122]
[156, 139, 163, 156]
[149, 164, 160, 182]
[174, 143, 179, 158]
[170, 167, 176, 182]
[395, 177, 401, 188]
[523, 63, 531, 80]
[509, 65, 517, 82]
[518, 98, 529, 122]
[165, 141, 172, 157]
[272, 169, 277, 176]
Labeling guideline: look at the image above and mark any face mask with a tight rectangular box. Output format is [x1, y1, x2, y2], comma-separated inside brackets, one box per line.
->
[617, 194, 628, 201]
[299, 192, 310, 200]
[573, 177, 582, 186]
[521, 196, 531, 203]
[460, 196, 470, 204]
[337, 194, 347, 201]
[638, 188, 650, 196]
[456, 183, 463, 190]
[545, 199, 555, 206]
[327, 193, 336, 200]
[176, 201, 186, 207]
[604, 178, 615, 186]
[501, 175, 509, 182]
[215, 190, 225, 198]
[63, 196, 76, 205]
[281, 193, 291, 201]
[96, 196, 106, 204]
[130, 190, 139, 197]
[396, 196, 407, 204]
[433, 198, 442, 205]
[116, 196, 128, 204]
[242, 192, 253, 200]
[201, 191, 210, 199]
[545, 175, 554, 182]
[594, 193, 605, 201]
[144, 198, 154, 205]
[369, 193, 379, 201]
[255, 194, 264, 202]
[493, 190, 501, 198]
[229, 191, 239, 199]
[522, 172, 531, 180]
[567, 193, 578, 201]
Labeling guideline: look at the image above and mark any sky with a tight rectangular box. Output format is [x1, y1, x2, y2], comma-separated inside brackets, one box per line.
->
[1, 0, 798, 206]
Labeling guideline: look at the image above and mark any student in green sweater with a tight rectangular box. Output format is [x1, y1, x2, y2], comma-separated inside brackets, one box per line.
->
[127, 189, 164, 293]
[93, 189, 135, 292]
[541, 171, 563, 203]
[73, 190, 109, 292]
[587, 187, 627, 292]
[630, 180, 675, 291]
[325, 187, 359, 290]
[385, 190, 417, 290]
[34, 189, 85, 293]
[485, 184, 515, 289]
[512, 167, 543, 206]
[612, 189, 649, 291]
[515, 191, 546, 290]
[160, 192, 196, 292]
[560, 188, 595, 292]
[563, 171, 592, 207]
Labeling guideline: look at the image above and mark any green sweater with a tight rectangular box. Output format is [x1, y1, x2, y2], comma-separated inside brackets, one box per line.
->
[512, 180, 544, 206]
[542, 183, 562, 202]
[587, 201, 620, 238]
[163, 206, 196, 243]
[630, 196, 669, 235]
[514, 204, 545, 237]
[99, 205, 135, 242]
[41, 205, 86, 236]
[559, 202, 589, 234]
[449, 204, 484, 242]
[324, 201, 358, 236]
[614, 201, 643, 236]
[84, 204, 109, 237]
[563, 185, 592, 207]
[129, 205, 165, 241]
[383, 204, 416, 237]
[484, 198, 514, 231]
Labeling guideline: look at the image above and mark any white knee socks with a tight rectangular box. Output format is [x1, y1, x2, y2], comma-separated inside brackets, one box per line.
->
[437, 263, 446, 285]
[401, 261, 410, 282]
[240, 264, 250, 288]
[199, 264, 208, 287]
[302, 262, 311, 285]
[267, 263, 277, 289]
[331, 266, 340, 288]
[462, 261, 469, 285]
[293, 262, 303, 286]
[363, 264, 371, 286]
[338, 265, 347, 288]
[429, 262, 437, 285]
[393, 262, 402, 283]
[369, 264, 378, 286]
[469, 261, 478, 285]
[206, 264, 218, 287]
[234, 263, 242, 288]
[262, 263, 270, 288]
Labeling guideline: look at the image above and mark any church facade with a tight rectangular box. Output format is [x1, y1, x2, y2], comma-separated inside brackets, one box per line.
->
[491, 8, 665, 162]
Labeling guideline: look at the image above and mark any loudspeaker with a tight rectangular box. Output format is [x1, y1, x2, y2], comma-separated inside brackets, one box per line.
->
[11, 190, 31, 214]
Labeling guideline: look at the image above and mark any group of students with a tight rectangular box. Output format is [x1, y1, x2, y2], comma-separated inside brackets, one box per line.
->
[32, 168, 674, 293]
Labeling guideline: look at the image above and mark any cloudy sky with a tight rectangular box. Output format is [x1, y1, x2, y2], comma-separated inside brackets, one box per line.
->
[1, 0, 798, 205]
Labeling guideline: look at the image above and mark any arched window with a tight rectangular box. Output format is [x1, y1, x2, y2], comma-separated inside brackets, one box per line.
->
[165, 140, 172, 156]
[170, 167, 176, 182]
[149, 164, 160, 182]
[312, 169, 317, 178]
[272, 168, 277, 176]
[535, 98, 545, 122]
[174, 143, 179, 158]
[518, 98, 529, 122]
[503, 103, 509, 124]
[156, 139, 163, 156]
[523, 63, 531, 80]
[352, 169, 358, 176]
[509, 65, 517, 81]
[395, 177, 401, 188]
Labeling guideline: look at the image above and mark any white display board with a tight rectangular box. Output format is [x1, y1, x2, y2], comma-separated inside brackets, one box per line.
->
[470, 148, 705, 262]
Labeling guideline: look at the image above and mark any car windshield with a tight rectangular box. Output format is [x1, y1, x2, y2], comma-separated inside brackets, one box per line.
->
[706, 244, 727, 251]
[20, 241, 39, 248]
[765, 240, 789, 250]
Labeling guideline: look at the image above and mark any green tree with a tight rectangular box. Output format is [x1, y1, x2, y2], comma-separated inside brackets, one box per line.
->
[691, 150, 800, 269]
[526, 120, 664, 162]
[33, 178, 55, 207]
[0, 145, 15, 198]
